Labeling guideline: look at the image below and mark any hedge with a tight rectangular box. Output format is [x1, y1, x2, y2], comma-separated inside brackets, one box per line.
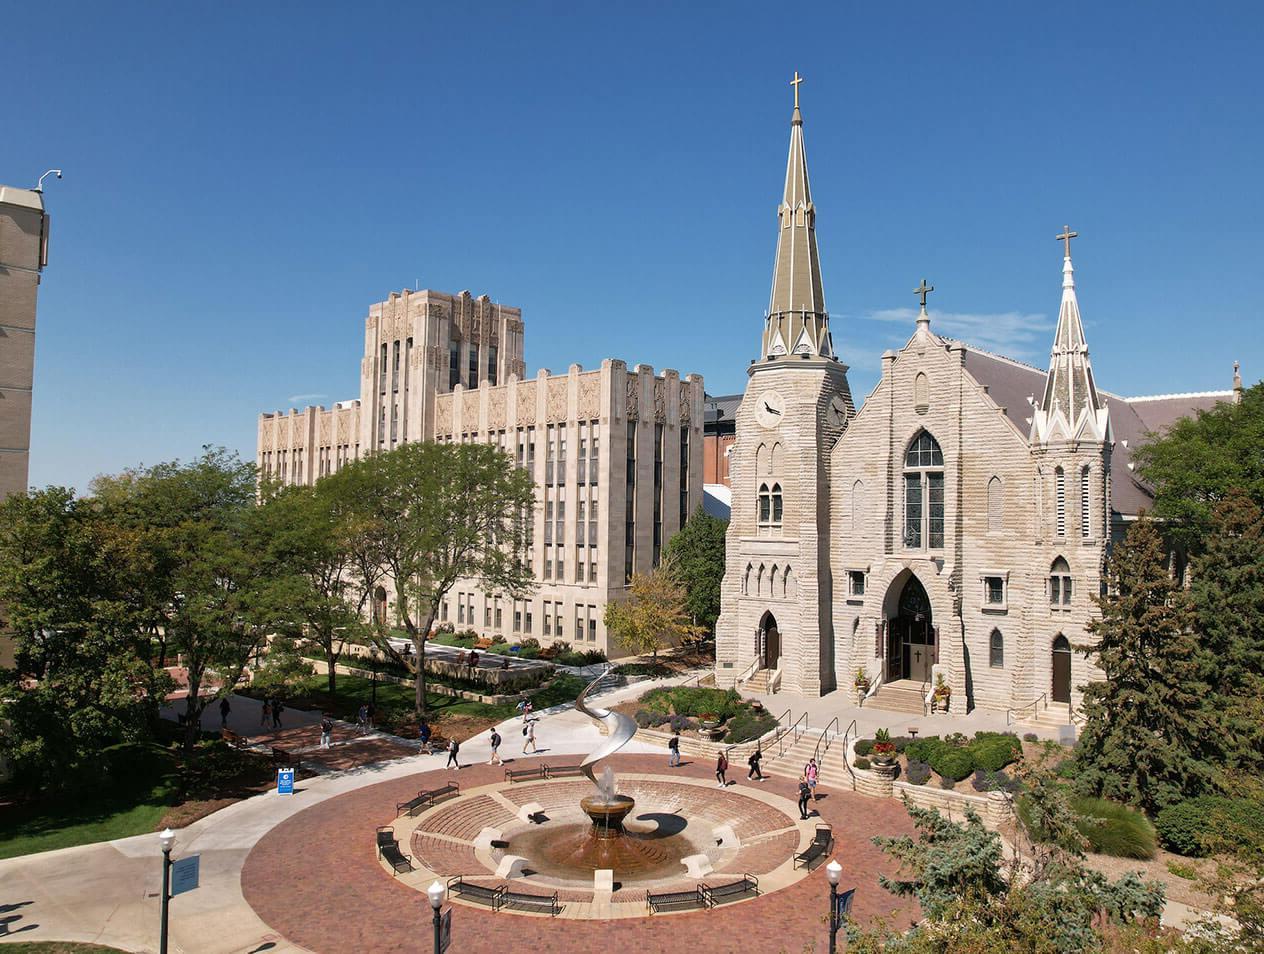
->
[854, 739, 874, 757]
[929, 747, 974, 782]
[1155, 796, 1264, 857]
[640, 686, 743, 720]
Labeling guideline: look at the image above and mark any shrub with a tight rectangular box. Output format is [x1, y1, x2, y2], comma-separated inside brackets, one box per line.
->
[971, 769, 1022, 794]
[633, 709, 656, 728]
[1023, 732, 1038, 742]
[520, 637, 540, 649]
[725, 708, 779, 743]
[1070, 797, 1157, 859]
[854, 757, 871, 771]
[853, 739, 874, 757]
[905, 736, 943, 764]
[938, 774, 958, 789]
[614, 661, 671, 678]
[1167, 860, 1198, 880]
[640, 686, 742, 720]
[972, 737, 1022, 773]
[892, 736, 913, 754]
[906, 760, 931, 785]
[929, 747, 974, 782]
[1155, 796, 1264, 857]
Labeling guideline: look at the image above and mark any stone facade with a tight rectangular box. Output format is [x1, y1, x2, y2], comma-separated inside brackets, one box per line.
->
[0, 185, 50, 499]
[257, 290, 704, 655]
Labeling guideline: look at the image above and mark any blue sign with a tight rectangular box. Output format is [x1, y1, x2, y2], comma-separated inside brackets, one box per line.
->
[440, 908, 452, 953]
[171, 854, 200, 896]
[833, 888, 855, 921]
[277, 768, 295, 795]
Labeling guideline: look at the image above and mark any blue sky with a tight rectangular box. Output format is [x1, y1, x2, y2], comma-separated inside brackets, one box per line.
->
[7, 1, 1262, 492]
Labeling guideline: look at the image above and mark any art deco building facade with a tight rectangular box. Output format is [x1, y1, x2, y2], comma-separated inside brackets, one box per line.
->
[257, 288, 704, 654]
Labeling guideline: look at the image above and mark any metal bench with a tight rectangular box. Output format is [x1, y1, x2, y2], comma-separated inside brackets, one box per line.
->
[446, 876, 504, 909]
[221, 728, 248, 749]
[545, 763, 585, 779]
[395, 780, 460, 817]
[646, 886, 708, 913]
[271, 746, 301, 772]
[702, 873, 759, 906]
[375, 827, 413, 875]
[794, 824, 833, 870]
[499, 888, 560, 916]
[505, 765, 547, 783]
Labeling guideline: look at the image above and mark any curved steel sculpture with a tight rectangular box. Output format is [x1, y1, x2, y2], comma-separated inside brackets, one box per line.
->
[574, 665, 637, 797]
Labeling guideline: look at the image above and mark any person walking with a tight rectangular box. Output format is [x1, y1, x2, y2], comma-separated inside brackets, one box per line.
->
[419, 720, 433, 754]
[357, 703, 369, 735]
[319, 715, 333, 749]
[260, 699, 271, 728]
[798, 774, 812, 819]
[747, 747, 765, 781]
[366, 702, 375, 730]
[668, 731, 681, 768]
[219, 696, 231, 729]
[522, 719, 537, 754]
[715, 750, 729, 788]
[271, 698, 284, 729]
[446, 737, 461, 770]
[489, 728, 503, 765]
[805, 758, 819, 801]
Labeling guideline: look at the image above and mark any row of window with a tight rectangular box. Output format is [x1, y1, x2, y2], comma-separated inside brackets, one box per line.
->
[840, 559, 1077, 610]
[442, 595, 601, 642]
[447, 339, 499, 391]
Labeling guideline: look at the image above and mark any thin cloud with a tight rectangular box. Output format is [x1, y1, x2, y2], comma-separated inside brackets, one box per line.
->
[858, 307, 1052, 359]
[286, 392, 328, 405]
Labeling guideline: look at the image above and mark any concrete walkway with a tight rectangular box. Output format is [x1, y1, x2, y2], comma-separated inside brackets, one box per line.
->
[0, 676, 670, 953]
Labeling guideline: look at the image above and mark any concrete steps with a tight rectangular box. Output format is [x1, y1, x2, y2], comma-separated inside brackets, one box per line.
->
[865, 682, 926, 715]
[761, 731, 852, 789]
[1020, 701, 1074, 729]
[743, 669, 772, 693]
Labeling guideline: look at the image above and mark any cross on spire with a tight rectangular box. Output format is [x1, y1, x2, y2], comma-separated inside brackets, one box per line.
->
[1057, 225, 1078, 258]
[790, 71, 804, 109]
[914, 278, 934, 310]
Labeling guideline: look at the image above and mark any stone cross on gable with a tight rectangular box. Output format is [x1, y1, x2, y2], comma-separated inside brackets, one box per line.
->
[1057, 225, 1078, 258]
[791, 71, 804, 108]
[914, 279, 934, 310]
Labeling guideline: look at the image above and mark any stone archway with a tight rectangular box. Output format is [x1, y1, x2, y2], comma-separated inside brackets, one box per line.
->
[885, 574, 934, 685]
[759, 610, 781, 670]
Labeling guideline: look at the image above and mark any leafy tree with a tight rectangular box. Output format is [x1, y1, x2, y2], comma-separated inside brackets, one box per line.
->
[1132, 379, 1264, 549]
[1075, 518, 1218, 814]
[661, 505, 726, 635]
[604, 557, 705, 660]
[250, 633, 315, 696]
[340, 441, 535, 716]
[0, 488, 168, 790]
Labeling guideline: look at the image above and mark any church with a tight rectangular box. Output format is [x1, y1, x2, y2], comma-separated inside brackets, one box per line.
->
[714, 81, 1239, 721]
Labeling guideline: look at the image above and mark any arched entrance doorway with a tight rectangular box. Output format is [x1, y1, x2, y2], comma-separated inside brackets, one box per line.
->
[1052, 635, 1072, 703]
[887, 575, 934, 684]
[758, 611, 780, 670]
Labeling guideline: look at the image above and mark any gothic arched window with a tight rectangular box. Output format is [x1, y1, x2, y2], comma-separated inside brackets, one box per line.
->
[989, 629, 1004, 668]
[770, 483, 783, 526]
[1080, 466, 1092, 538]
[1050, 556, 1072, 607]
[851, 480, 865, 534]
[758, 483, 771, 524]
[987, 476, 1003, 531]
[1055, 466, 1067, 536]
[903, 431, 945, 549]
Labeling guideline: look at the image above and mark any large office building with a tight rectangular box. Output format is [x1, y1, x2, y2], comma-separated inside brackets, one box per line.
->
[257, 288, 704, 654]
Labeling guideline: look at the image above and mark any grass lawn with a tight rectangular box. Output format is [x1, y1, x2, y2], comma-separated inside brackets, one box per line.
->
[0, 944, 129, 953]
[0, 781, 174, 861]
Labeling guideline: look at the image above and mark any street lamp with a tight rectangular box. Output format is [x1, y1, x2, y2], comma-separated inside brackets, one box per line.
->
[158, 828, 176, 954]
[427, 879, 446, 954]
[369, 646, 380, 709]
[826, 859, 844, 954]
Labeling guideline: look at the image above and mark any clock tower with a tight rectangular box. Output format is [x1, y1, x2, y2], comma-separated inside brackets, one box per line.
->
[714, 76, 854, 695]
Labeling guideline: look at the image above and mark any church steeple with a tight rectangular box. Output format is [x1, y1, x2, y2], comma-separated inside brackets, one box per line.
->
[1031, 227, 1109, 444]
[762, 72, 833, 361]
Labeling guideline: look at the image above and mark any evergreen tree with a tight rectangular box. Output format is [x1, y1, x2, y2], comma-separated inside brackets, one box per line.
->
[1075, 518, 1218, 814]
[661, 505, 727, 634]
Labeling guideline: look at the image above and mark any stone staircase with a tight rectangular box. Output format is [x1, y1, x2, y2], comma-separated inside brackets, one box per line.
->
[1019, 701, 1074, 729]
[760, 729, 853, 790]
[864, 681, 926, 715]
[743, 668, 772, 693]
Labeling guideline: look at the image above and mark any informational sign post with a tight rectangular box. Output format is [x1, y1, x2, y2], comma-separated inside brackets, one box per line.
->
[171, 854, 201, 897]
[439, 908, 452, 953]
[277, 768, 295, 795]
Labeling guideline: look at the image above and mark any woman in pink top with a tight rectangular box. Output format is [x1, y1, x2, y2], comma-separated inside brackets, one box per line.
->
[804, 758, 819, 800]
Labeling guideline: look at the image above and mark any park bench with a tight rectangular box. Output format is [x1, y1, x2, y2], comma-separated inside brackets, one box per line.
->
[794, 824, 833, 870]
[702, 873, 759, 906]
[505, 765, 547, 783]
[271, 746, 301, 772]
[221, 728, 248, 749]
[498, 887, 560, 916]
[395, 780, 460, 817]
[545, 763, 584, 779]
[646, 886, 707, 914]
[446, 877, 505, 909]
[374, 826, 413, 875]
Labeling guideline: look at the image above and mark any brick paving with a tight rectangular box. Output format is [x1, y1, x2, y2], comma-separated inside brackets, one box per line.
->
[242, 754, 917, 954]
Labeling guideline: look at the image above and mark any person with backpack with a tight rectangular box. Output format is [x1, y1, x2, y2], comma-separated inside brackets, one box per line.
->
[446, 737, 461, 770]
[804, 758, 819, 800]
[488, 728, 503, 765]
[418, 720, 433, 754]
[260, 699, 271, 728]
[668, 731, 681, 768]
[357, 703, 369, 735]
[522, 719, 537, 754]
[219, 696, 231, 728]
[798, 774, 812, 819]
[715, 750, 729, 787]
[747, 747, 765, 781]
[319, 715, 333, 749]
[271, 697, 284, 728]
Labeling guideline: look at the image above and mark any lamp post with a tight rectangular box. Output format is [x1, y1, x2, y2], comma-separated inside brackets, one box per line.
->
[427, 879, 446, 954]
[158, 828, 176, 954]
[369, 646, 379, 709]
[826, 859, 843, 954]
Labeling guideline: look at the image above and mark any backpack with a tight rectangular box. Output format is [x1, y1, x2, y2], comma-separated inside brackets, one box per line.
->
[522, 724, 529, 736]
[491, 732, 500, 747]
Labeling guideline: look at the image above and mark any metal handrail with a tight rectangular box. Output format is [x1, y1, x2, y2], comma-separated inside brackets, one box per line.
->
[1005, 693, 1047, 726]
[811, 715, 841, 769]
[776, 710, 809, 758]
[734, 658, 760, 687]
[839, 718, 859, 785]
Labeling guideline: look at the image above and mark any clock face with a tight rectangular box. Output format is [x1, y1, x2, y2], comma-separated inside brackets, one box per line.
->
[828, 394, 848, 426]
[756, 390, 785, 429]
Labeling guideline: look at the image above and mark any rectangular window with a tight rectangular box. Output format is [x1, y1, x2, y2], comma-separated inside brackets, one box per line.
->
[441, 600, 448, 622]
[590, 424, 599, 484]
[494, 599, 502, 628]
[904, 473, 922, 548]
[588, 607, 597, 642]
[544, 556, 552, 579]
[575, 609, 583, 642]
[985, 576, 1005, 605]
[514, 607, 522, 632]
[590, 561, 597, 582]
[525, 607, 533, 633]
[555, 608, 563, 639]
[457, 596, 465, 625]
[848, 571, 865, 597]
[468, 344, 478, 386]
[449, 342, 460, 391]
[484, 604, 491, 627]
[487, 344, 498, 387]
[543, 601, 552, 636]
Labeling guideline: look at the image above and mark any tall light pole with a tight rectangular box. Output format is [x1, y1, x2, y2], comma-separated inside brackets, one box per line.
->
[159, 828, 176, 954]
[427, 879, 446, 953]
[826, 859, 843, 954]
[370, 645, 380, 709]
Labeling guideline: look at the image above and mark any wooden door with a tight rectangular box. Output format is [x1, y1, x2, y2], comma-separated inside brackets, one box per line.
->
[1052, 636, 1072, 703]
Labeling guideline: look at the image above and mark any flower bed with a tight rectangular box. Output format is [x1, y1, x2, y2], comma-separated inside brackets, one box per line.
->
[625, 686, 777, 744]
[853, 730, 1024, 791]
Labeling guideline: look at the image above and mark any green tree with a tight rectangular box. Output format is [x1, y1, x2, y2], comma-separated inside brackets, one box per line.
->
[0, 488, 168, 790]
[1132, 379, 1264, 550]
[341, 441, 535, 716]
[661, 505, 726, 635]
[1075, 518, 1218, 814]
[604, 557, 705, 660]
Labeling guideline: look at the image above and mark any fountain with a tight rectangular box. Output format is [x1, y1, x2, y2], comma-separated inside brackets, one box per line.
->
[573, 669, 638, 836]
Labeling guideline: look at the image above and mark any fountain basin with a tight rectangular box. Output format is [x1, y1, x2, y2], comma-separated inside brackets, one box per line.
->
[580, 793, 636, 837]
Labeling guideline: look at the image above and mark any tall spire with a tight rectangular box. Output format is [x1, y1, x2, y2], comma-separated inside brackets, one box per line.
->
[762, 72, 833, 361]
[1031, 228, 1109, 444]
